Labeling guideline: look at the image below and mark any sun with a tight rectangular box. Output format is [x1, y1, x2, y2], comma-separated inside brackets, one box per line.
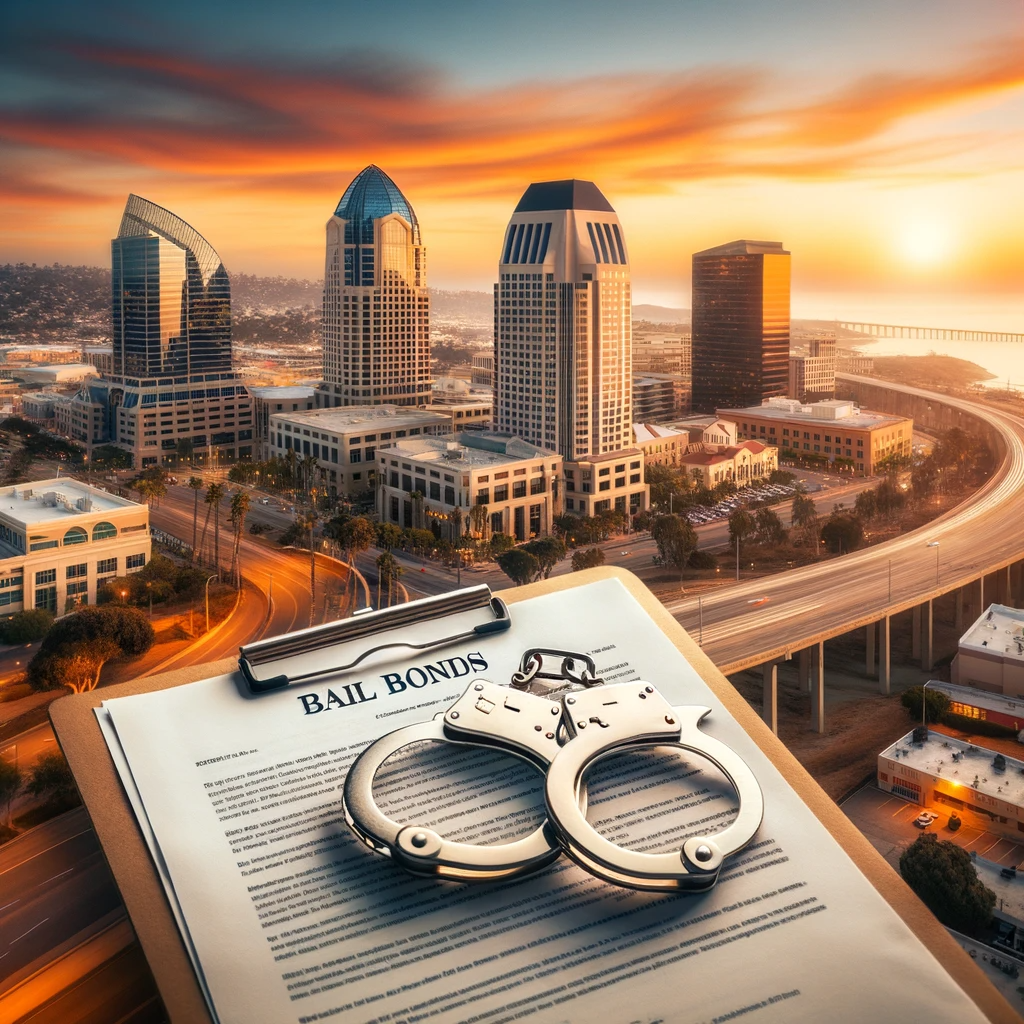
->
[896, 220, 953, 268]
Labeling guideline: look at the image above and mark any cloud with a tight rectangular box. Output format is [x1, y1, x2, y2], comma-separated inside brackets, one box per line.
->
[0, 32, 1021, 210]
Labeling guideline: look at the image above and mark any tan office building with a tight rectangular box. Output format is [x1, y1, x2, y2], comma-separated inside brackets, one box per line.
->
[720, 397, 912, 475]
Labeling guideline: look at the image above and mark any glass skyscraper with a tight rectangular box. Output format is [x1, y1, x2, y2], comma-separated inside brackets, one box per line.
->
[112, 194, 232, 379]
[495, 179, 632, 459]
[691, 240, 790, 414]
[321, 165, 430, 407]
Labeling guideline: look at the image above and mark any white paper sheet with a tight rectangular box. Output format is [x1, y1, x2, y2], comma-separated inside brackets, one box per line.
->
[100, 577, 989, 1024]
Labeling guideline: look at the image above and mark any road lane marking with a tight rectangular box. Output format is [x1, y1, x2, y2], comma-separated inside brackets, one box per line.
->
[0, 828, 92, 876]
[36, 867, 74, 887]
[9, 916, 49, 943]
[0, 899, 19, 912]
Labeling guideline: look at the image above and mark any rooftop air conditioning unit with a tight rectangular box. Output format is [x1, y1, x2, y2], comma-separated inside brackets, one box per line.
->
[43, 491, 58, 506]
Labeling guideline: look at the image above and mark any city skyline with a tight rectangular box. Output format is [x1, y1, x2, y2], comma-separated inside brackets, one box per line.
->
[2, 2, 1023, 325]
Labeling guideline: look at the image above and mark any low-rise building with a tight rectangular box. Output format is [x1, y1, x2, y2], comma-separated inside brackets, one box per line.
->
[377, 432, 561, 542]
[59, 376, 254, 469]
[951, 604, 1024, 696]
[470, 353, 494, 388]
[720, 396, 912, 475]
[563, 449, 648, 518]
[22, 391, 66, 425]
[268, 405, 452, 499]
[425, 377, 493, 432]
[927, 681, 1024, 734]
[632, 330, 691, 377]
[14, 363, 97, 387]
[680, 438, 778, 488]
[633, 423, 689, 468]
[878, 729, 1024, 840]
[247, 386, 317, 460]
[0, 478, 150, 615]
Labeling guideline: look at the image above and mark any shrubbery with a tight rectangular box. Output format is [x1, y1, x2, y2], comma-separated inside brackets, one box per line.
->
[0, 609, 53, 644]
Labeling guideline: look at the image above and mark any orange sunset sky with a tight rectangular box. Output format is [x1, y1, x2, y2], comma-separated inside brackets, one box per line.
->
[2, 0, 1024, 323]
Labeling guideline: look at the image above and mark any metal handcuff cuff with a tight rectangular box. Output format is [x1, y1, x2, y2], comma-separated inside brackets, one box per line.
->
[342, 650, 764, 893]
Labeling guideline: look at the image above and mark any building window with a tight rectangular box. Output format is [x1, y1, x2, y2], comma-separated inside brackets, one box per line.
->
[29, 539, 58, 551]
[126, 553, 146, 571]
[97, 557, 117, 575]
[35, 569, 57, 586]
[494, 485, 509, 502]
[35, 587, 57, 613]
[66, 563, 88, 579]
[64, 527, 88, 545]
[0, 589, 23, 607]
[67, 580, 89, 597]
[93, 522, 118, 541]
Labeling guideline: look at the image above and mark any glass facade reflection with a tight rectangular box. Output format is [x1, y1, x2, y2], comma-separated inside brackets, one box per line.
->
[112, 194, 232, 379]
[691, 240, 790, 414]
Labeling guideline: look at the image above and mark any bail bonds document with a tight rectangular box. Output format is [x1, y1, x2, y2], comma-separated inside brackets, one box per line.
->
[99, 578, 989, 1024]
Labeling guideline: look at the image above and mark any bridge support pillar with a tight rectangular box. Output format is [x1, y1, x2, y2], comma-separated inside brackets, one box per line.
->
[762, 662, 778, 735]
[977, 576, 985, 617]
[879, 616, 891, 695]
[866, 622, 875, 678]
[798, 648, 810, 692]
[810, 642, 825, 734]
[912, 605, 921, 660]
[1006, 565, 1014, 607]
[922, 600, 934, 672]
[955, 588, 964, 635]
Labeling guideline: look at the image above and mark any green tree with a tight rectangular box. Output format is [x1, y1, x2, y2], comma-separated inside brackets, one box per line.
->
[489, 533, 516, 558]
[27, 606, 155, 694]
[900, 686, 951, 724]
[90, 444, 132, 470]
[0, 608, 53, 643]
[25, 750, 80, 808]
[900, 833, 995, 935]
[187, 476, 204, 562]
[754, 507, 787, 546]
[728, 508, 755, 550]
[791, 492, 817, 529]
[651, 514, 698, 580]
[571, 547, 606, 572]
[496, 548, 540, 587]
[820, 513, 863, 554]
[376, 521, 403, 551]
[0, 758, 20, 826]
[854, 488, 878, 521]
[205, 483, 225, 579]
[523, 536, 567, 579]
[645, 463, 686, 510]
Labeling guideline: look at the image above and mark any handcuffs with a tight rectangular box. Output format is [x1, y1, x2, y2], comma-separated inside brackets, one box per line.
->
[342, 650, 763, 893]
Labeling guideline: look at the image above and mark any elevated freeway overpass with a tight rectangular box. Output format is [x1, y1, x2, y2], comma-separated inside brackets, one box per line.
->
[668, 375, 1024, 733]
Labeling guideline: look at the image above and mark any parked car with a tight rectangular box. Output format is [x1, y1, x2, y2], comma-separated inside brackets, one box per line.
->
[913, 811, 939, 828]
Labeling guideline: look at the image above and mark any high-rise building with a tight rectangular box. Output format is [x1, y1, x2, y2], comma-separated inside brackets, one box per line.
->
[495, 179, 632, 459]
[691, 240, 790, 413]
[112, 194, 232, 378]
[788, 335, 836, 402]
[59, 195, 251, 468]
[320, 165, 430, 408]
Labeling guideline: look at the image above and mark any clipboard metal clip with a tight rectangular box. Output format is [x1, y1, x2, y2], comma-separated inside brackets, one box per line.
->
[238, 585, 511, 695]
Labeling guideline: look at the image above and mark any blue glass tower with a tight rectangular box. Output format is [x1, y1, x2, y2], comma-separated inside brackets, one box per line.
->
[322, 166, 430, 407]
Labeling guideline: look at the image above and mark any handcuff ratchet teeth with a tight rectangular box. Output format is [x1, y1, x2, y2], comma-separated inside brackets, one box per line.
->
[342, 650, 763, 892]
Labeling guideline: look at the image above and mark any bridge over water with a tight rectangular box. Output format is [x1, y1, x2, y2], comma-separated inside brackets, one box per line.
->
[838, 321, 1024, 344]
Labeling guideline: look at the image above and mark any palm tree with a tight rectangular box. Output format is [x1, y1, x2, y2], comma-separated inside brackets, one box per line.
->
[205, 483, 225, 580]
[375, 551, 402, 609]
[229, 490, 251, 589]
[187, 477, 203, 562]
[299, 509, 318, 626]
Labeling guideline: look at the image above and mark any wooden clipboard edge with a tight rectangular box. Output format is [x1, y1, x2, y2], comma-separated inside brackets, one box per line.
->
[51, 656, 234, 1024]
[48, 566, 1018, 1024]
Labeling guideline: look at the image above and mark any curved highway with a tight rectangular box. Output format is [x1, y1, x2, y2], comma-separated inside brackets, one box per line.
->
[668, 379, 1024, 673]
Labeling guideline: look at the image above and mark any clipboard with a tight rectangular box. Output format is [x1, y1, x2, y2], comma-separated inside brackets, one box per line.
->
[49, 567, 1021, 1024]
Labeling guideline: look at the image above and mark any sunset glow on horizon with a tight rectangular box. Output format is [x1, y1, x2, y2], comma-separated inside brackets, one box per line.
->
[2, 0, 1023, 323]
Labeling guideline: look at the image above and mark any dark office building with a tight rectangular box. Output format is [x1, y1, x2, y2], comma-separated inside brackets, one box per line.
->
[112, 194, 232, 379]
[690, 240, 790, 414]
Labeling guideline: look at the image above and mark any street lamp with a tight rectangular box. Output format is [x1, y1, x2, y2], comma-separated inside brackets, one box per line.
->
[926, 540, 940, 587]
[205, 574, 218, 633]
